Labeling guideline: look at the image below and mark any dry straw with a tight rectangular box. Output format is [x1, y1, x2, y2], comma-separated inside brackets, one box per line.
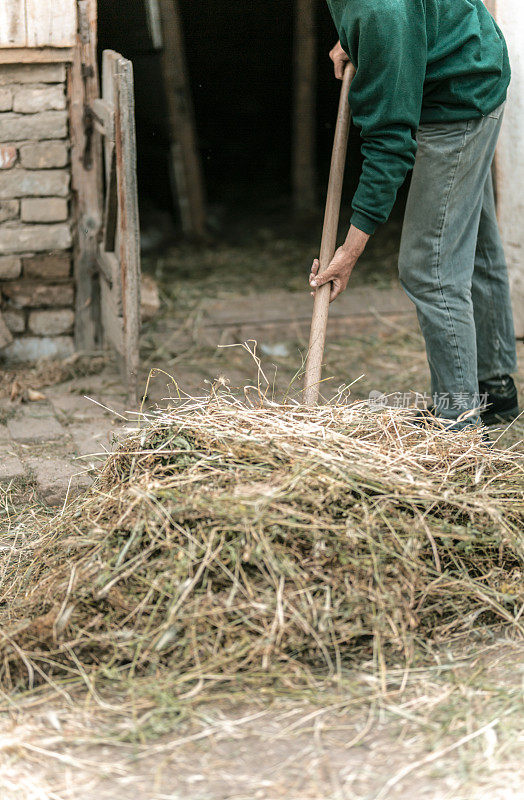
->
[1, 380, 523, 704]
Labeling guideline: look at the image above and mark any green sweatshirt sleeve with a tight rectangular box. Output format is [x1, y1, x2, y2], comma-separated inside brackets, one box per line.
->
[338, 0, 427, 235]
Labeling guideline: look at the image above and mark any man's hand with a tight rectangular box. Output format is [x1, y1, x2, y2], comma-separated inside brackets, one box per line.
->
[309, 226, 370, 303]
[329, 40, 350, 80]
[309, 248, 356, 303]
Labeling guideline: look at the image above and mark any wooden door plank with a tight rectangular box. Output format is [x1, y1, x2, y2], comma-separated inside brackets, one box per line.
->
[100, 276, 123, 354]
[102, 51, 119, 183]
[102, 52, 124, 317]
[0, 47, 74, 63]
[26, 0, 77, 47]
[96, 50, 141, 401]
[114, 57, 141, 403]
[69, 0, 103, 351]
[0, 0, 27, 48]
[97, 247, 116, 285]
[90, 98, 115, 140]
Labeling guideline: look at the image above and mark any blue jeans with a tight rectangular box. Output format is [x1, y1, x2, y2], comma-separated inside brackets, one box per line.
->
[399, 105, 517, 426]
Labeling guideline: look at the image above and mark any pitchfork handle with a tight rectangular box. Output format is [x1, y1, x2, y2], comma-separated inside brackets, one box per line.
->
[304, 62, 355, 405]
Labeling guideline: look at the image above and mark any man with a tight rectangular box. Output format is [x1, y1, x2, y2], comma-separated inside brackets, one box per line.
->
[309, 0, 519, 428]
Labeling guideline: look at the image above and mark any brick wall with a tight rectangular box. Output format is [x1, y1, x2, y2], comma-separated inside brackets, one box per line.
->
[0, 62, 75, 362]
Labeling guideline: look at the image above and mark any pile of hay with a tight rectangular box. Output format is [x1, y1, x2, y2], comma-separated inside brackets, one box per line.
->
[1, 391, 523, 698]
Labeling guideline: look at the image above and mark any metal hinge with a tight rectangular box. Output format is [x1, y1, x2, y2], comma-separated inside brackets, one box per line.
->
[82, 105, 94, 170]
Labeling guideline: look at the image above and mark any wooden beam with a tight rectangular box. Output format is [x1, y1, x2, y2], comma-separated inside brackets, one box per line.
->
[96, 50, 142, 402]
[293, 0, 318, 214]
[0, 47, 74, 63]
[145, 0, 163, 50]
[69, 0, 103, 350]
[158, 0, 207, 238]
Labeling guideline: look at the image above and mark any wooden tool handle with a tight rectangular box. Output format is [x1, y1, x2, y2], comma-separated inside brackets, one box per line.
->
[303, 63, 355, 405]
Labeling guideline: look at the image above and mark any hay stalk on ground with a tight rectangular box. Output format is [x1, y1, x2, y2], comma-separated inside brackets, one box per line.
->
[0, 384, 523, 706]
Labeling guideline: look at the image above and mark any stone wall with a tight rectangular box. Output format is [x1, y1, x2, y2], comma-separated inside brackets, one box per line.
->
[0, 62, 75, 362]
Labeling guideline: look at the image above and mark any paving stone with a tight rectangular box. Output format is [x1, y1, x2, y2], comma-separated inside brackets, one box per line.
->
[26, 455, 91, 506]
[20, 141, 69, 170]
[48, 393, 115, 422]
[64, 377, 129, 417]
[0, 453, 25, 483]
[0, 421, 26, 482]
[7, 407, 65, 443]
[72, 421, 125, 459]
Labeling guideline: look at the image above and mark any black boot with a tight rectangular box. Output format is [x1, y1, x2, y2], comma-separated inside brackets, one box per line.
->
[479, 375, 519, 425]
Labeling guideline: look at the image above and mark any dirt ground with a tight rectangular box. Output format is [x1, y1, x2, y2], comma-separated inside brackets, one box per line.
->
[2, 638, 523, 799]
[1, 223, 523, 799]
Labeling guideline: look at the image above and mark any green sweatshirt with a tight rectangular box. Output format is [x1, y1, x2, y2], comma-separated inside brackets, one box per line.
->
[326, 0, 511, 235]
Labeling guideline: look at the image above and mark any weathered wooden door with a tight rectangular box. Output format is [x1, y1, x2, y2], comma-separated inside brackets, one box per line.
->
[0, 0, 77, 49]
[90, 50, 141, 403]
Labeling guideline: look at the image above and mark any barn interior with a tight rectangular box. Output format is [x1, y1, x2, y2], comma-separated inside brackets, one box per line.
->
[96, 0, 407, 276]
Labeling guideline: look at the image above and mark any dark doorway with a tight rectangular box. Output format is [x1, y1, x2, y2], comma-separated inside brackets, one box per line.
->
[96, 0, 407, 259]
